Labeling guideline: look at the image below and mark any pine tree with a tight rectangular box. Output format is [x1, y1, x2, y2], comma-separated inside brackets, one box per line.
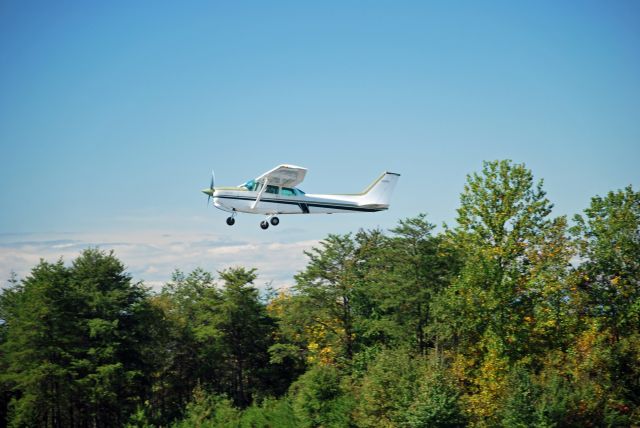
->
[0, 249, 160, 428]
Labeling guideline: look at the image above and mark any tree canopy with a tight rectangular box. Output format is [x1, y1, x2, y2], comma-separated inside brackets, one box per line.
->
[1, 160, 638, 427]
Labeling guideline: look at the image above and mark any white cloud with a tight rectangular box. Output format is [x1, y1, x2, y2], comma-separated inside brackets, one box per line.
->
[0, 232, 318, 292]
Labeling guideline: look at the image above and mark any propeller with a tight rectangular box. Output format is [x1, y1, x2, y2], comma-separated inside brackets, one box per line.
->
[203, 170, 215, 206]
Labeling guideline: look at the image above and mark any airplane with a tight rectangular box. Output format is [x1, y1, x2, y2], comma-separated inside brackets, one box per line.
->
[202, 164, 400, 229]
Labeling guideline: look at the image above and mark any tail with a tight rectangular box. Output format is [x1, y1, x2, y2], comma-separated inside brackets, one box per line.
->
[357, 172, 400, 208]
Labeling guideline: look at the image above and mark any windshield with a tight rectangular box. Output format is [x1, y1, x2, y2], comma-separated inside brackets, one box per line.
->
[242, 179, 257, 191]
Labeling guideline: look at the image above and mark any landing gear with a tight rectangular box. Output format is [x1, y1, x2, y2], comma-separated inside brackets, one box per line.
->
[226, 210, 237, 226]
[260, 215, 279, 229]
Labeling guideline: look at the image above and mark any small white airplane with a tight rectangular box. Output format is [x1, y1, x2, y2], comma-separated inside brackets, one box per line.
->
[202, 164, 400, 229]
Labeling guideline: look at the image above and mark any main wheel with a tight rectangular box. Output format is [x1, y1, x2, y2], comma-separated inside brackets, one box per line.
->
[226, 217, 235, 226]
[260, 221, 269, 230]
[270, 217, 280, 226]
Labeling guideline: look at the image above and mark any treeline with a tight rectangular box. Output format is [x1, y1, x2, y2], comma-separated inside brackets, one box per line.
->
[1, 160, 639, 427]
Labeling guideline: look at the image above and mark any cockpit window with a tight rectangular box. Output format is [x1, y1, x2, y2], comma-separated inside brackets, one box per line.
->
[242, 181, 301, 195]
[243, 179, 257, 191]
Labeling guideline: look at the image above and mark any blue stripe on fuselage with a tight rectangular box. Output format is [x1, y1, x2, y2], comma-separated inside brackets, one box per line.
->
[214, 195, 382, 212]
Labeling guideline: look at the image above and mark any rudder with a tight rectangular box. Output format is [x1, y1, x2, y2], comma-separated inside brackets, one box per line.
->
[358, 172, 400, 207]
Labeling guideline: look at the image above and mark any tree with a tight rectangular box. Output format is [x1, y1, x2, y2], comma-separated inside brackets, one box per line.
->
[0, 249, 160, 428]
[0, 259, 72, 427]
[70, 249, 159, 427]
[569, 185, 640, 423]
[353, 348, 466, 428]
[405, 361, 466, 428]
[0, 272, 20, 427]
[498, 365, 540, 428]
[293, 234, 360, 362]
[431, 160, 570, 424]
[454, 159, 554, 349]
[572, 185, 640, 339]
[353, 348, 421, 427]
[211, 267, 276, 407]
[388, 214, 461, 354]
[150, 268, 221, 425]
[290, 365, 353, 428]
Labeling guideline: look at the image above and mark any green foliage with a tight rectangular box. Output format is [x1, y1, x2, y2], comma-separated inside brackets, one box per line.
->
[388, 215, 461, 354]
[171, 387, 239, 428]
[405, 364, 466, 428]
[534, 369, 572, 427]
[456, 159, 553, 249]
[212, 267, 276, 406]
[354, 348, 420, 427]
[2, 161, 639, 428]
[290, 365, 354, 428]
[145, 268, 222, 425]
[152, 266, 285, 422]
[293, 234, 360, 362]
[169, 392, 300, 428]
[353, 348, 466, 427]
[499, 365, 540, 428]
[445, 159, 558, 356]
[237, 397, 298, 428]
[0, 249, 161, 428]
[572, 185, 640, 337]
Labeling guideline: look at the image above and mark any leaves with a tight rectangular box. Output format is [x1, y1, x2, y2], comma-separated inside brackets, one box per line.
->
[0, 249, 159, 427]
[2, 162, 639, 428]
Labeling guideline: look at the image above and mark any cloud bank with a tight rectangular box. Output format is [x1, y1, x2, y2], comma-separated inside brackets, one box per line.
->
[0, 232, 318, 291]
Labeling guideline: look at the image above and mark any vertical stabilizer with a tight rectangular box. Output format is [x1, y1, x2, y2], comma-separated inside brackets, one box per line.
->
[357, 172, 400, 207]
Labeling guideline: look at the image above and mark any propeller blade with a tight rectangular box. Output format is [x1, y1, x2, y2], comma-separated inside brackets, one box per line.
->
[207, 170, 215, 206]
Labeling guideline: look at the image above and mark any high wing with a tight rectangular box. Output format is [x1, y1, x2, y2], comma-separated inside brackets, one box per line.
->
[255, 164, 307, 187]
[249, 164, 307, 210]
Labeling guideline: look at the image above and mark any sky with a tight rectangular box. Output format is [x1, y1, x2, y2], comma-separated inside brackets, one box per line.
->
[1, 1, 639, 290]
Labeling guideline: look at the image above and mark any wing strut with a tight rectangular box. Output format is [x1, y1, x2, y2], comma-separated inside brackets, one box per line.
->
[251, 178, 268, 210]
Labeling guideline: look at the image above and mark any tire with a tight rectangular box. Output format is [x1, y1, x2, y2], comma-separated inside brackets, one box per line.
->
[270, 217, 280, 226]
[226, 217, 235, 226]
[260, 221, 269, 230]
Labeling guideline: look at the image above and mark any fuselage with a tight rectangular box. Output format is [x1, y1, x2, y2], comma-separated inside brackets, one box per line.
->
[211, 187, 388, 215]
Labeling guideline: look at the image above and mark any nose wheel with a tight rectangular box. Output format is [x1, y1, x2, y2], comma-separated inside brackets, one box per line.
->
[226, 210, 237, 226]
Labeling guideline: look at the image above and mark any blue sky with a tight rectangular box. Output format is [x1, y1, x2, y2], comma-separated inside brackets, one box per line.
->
[1, 1, 639, 288]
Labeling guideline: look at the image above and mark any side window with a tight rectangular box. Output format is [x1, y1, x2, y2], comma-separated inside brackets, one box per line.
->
[265, 185, 279, 194]
[281, 187, 296, 196]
